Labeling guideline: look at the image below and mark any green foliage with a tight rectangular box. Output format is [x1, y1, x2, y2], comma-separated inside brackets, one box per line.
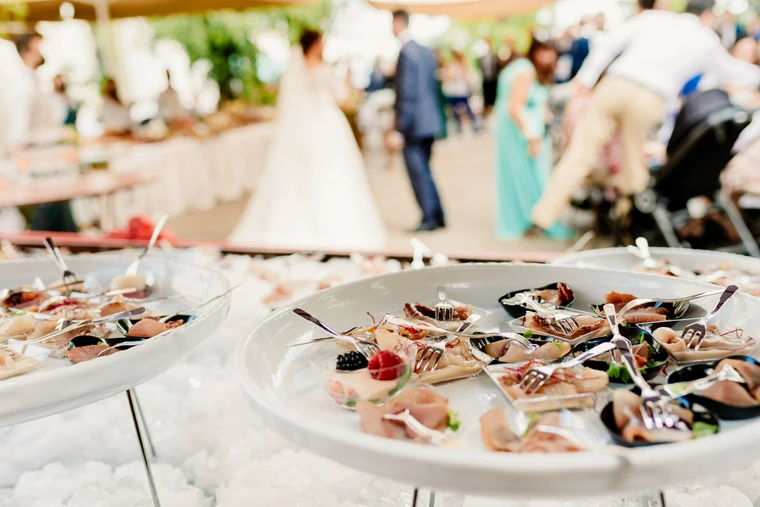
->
[150, 1, 331, 103]
[0, 2, 28, 38]
[437, 14, 538, 57]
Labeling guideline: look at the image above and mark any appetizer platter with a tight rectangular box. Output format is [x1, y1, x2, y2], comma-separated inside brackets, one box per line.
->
[237, 264, 760, 498]
[553, 240, 760, 297]
[0, 253, 230, 427]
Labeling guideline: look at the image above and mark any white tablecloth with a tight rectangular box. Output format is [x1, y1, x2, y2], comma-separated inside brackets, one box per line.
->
[108, 123, 272, 228]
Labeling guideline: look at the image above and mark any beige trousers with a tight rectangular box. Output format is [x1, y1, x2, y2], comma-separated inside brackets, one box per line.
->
[532, 76, 666, 229]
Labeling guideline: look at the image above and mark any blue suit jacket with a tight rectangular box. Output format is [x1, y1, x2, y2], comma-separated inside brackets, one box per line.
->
[395, 41, 444, 140]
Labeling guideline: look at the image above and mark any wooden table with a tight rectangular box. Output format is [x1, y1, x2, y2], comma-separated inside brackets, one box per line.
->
[0, 171, 155, 230]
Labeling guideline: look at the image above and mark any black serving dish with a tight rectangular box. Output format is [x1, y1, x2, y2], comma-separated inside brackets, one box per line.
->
[600, 388, 720, 448]
[573, 327, 669, 384]
[116, 314, 196, 337]
[667, 356, 760, 420]
[589, 299, 689, 324]
[67, 335, 107, 351]
[498, 283, 575, 319]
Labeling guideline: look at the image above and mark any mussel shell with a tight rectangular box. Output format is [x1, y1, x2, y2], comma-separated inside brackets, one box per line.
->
[1, 290, 49, 310]
[116, 314, 196, 337]
[572, 328, 668, 383]
[600, 388, 720, 448]
[667, 356, 760, 420]
[498, 283, 576, 319]
[589, 300, 690, 323]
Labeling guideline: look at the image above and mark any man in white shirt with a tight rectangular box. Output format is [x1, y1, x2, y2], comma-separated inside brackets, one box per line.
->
[532, 0, 760, 230]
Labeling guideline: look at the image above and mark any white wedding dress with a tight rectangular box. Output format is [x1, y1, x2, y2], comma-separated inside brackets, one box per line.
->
[229, 49, 387, 251]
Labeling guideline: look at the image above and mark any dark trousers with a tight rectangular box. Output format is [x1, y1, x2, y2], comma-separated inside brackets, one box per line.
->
[403, 137, 444, 226]
[447, 96, 479, 132]
[31, 202, 78, 232]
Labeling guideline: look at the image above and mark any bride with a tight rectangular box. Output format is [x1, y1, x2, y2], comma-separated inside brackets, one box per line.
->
[229, 30, 387, 251]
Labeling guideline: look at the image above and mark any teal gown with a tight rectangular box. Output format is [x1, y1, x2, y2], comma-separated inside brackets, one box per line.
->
[494, 59, 572, 241]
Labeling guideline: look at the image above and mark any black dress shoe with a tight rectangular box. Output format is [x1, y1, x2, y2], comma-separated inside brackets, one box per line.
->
[412, 222, 442, 233]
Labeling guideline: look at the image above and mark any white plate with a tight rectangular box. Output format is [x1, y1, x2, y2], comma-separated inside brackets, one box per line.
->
[553, 246, 760, 275]
[236, 264, 760, 498]
[0, 254, 230, 427]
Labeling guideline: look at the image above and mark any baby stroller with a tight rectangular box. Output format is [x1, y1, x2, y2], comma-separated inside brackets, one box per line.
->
[628, 89, 760, 255]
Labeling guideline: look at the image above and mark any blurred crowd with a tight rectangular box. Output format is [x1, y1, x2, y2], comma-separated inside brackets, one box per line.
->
[360, 0, 760, 248]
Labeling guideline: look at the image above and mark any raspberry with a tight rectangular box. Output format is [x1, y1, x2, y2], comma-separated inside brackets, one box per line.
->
[367, 351, 405, 381]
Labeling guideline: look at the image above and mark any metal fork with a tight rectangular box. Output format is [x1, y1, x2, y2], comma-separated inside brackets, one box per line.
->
[520, 295, 579, 335]
[434, 286, 455, 322]
[383, 409, 458, 447]
[293, 308, 380, 359]
[615, 288, 726, 321]
[382, 315, 537, 351]
[518, 341, 618, 394]
[605, 304, 688, 432]
[415, 316, 480, 373]
[43, 237, 78, 286]
[125, 214, 168, 277]
[681, 285, 738, 349]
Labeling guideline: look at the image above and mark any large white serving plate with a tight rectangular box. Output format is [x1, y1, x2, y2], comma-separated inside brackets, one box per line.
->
[236, 264, 760, 498]
[0, 254, 230, 427]
[553, 246, 760, 275]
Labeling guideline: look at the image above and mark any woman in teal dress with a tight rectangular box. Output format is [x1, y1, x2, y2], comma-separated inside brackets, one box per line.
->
[494, 39, 573, 240]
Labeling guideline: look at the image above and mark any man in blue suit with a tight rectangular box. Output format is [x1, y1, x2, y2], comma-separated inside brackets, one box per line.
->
[391, 10, 446, 232]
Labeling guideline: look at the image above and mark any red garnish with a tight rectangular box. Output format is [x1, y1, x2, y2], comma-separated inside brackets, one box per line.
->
[367, 351, 404, 381]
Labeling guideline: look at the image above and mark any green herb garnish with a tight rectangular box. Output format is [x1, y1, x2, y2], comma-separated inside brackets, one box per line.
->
[523, 330, 533, 339]
[692, 421, 719, 438]
[606, 363, 633, 384]
[447, 410, 462, 432]
[553, 341, 564, 349]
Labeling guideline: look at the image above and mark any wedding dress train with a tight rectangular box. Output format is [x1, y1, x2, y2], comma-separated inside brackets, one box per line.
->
[229, 48, 387, 251]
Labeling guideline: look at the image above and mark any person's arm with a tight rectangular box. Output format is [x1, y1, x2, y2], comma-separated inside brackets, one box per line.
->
[509, 67, 542, 157]
[394, 47, 416, 136]
[509, 67, 537, 139]
[708, 43, 760, 88]
[574, 16, 637, 89]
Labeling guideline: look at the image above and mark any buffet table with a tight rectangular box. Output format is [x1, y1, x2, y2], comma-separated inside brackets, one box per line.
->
[107, 123, 272, 228]
[1, 244, 759, 507]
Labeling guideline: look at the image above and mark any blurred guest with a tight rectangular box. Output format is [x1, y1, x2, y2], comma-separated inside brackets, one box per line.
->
[7, 33, 76, 233]
[51, 74, 77, 127]
[731, 37, 759, 64]
[6, 32, 60, 146]
[532, 0, 760, 232]
[157, 71, 191, 125]
[442, 51, 479, 133]
[390, 10, 446, 232]
[479, 37, 499, 117]
[494, 38, 573, 240]
[100, 77, 133, 134]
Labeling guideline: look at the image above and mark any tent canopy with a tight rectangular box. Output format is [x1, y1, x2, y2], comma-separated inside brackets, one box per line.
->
[0, 0, 318, 22]
[368, 0, 554, 18]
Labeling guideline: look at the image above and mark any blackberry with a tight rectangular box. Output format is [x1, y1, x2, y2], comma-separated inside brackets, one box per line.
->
[336, 351, 368, 371]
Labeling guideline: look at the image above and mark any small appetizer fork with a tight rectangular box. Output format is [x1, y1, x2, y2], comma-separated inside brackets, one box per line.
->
[681, 285, 738, 349]
[43, 237, 78, 287]
[383, 409, 458, 447]
[615, 288, 726, 322]
[605, 304, 688, 433]
[293, 308, 380, 359]
[518, 295, 579, 336]
[416, 316, 480, 373]
[434, 286, 455, 322]
[518, 341, 618, 395]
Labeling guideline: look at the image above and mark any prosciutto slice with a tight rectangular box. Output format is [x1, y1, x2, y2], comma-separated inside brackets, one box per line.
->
[480, 408, 521, 452]
[357, 386, 449, 441]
